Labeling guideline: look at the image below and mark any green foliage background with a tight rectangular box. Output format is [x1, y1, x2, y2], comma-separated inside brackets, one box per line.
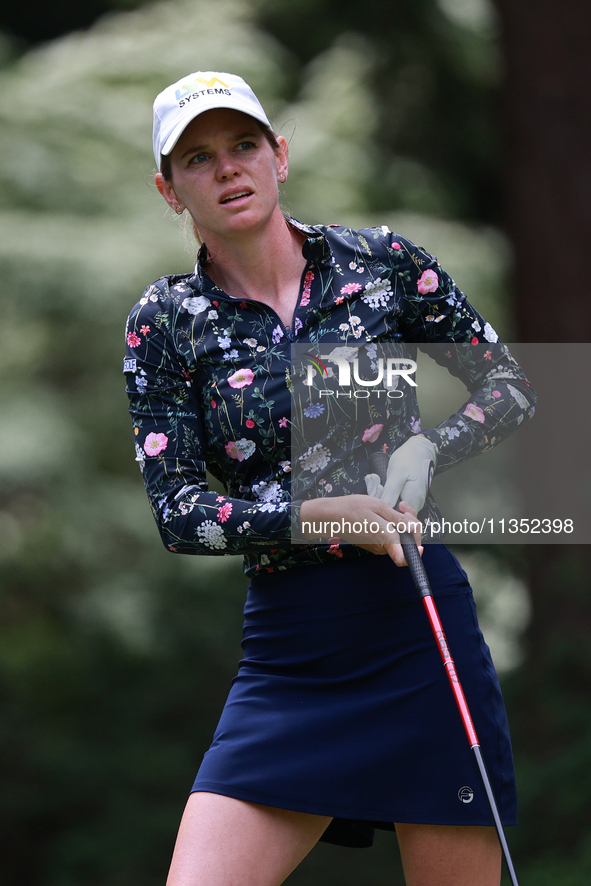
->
[0, 1, 586, 883]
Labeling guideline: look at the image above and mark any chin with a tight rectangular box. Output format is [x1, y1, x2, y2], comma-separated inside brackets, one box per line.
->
[223, 207, 273, 234]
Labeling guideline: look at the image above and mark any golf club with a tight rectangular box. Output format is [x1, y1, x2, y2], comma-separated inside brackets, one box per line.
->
[368, 450, 520, 886]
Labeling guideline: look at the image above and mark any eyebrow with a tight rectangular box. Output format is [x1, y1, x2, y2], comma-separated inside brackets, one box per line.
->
[180, 131, 260, 160]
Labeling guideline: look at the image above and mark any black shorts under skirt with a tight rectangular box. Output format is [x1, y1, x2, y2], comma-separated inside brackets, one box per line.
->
[191, 546, 518, 848]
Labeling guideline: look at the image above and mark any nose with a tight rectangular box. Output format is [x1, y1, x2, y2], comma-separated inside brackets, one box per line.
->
[215, 150, 240, 181]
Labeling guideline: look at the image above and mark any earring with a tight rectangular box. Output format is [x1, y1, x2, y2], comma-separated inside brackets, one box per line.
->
[174, 204, 184, 214]
[278, 173, 286, 182]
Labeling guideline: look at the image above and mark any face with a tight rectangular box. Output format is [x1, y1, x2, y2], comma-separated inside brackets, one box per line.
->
[155, 108, 288, 242]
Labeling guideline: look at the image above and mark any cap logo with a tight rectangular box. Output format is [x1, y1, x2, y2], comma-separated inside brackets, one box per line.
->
[175, 76, 229, 101]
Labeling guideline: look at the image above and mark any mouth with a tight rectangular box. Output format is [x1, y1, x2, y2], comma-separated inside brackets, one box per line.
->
[220, 190, 253, 205]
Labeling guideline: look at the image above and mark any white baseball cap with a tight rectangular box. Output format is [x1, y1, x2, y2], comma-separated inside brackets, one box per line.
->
[152, 71, 272, 169]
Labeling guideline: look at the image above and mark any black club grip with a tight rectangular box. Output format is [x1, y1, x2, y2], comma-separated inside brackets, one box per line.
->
[367, 449, 433, 596]
[400, 535, 432, 597]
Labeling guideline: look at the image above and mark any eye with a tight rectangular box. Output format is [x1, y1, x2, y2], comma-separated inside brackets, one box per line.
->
[236, 141, 257, 152]
[189, 151, 209, 166]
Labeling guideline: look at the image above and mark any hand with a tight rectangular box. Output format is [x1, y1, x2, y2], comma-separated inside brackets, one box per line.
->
[374, 435, 437, 514]
[299, 494, 423, 567]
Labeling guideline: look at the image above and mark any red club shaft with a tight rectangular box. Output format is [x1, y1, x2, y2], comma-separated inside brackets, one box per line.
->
[400, 535, 520, 886]
[421, 594, 480, 749]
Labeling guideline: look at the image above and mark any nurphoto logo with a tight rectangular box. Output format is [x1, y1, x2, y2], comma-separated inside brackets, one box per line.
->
[304, 351, 417, 399]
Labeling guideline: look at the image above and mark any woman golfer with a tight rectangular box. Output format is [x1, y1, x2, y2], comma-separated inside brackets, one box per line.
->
[124, 70, 535, 886]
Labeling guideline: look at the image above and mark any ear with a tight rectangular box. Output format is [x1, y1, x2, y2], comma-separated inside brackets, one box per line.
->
[275, 136, 289, 181]
[155, 172, 185, 213]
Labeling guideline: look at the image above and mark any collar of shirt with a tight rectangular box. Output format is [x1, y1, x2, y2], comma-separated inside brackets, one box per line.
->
[189, 216, 335, 292]
[286, 216, 334, 268]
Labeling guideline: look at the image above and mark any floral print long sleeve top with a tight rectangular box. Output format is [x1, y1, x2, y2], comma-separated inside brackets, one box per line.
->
[124, 218, 536, 576]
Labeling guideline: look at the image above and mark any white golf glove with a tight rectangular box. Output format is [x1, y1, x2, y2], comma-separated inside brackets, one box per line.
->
[365, 435, 437, 513]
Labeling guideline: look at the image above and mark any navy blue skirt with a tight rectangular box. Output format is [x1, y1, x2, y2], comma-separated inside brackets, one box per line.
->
[191, 546, 518, 848]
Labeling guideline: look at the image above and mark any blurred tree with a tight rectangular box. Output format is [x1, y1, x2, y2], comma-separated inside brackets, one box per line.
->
[0, 0, 149, 46]
[0, 3, 292, 883]
[255, 0, 502, 223]
[491, 2, 591, 881]
[503, 546, 591, 884]
[494, 0, 591, 342]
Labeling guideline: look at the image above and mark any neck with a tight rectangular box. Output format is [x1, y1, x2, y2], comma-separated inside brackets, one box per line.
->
[201, 211, 307, 307]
